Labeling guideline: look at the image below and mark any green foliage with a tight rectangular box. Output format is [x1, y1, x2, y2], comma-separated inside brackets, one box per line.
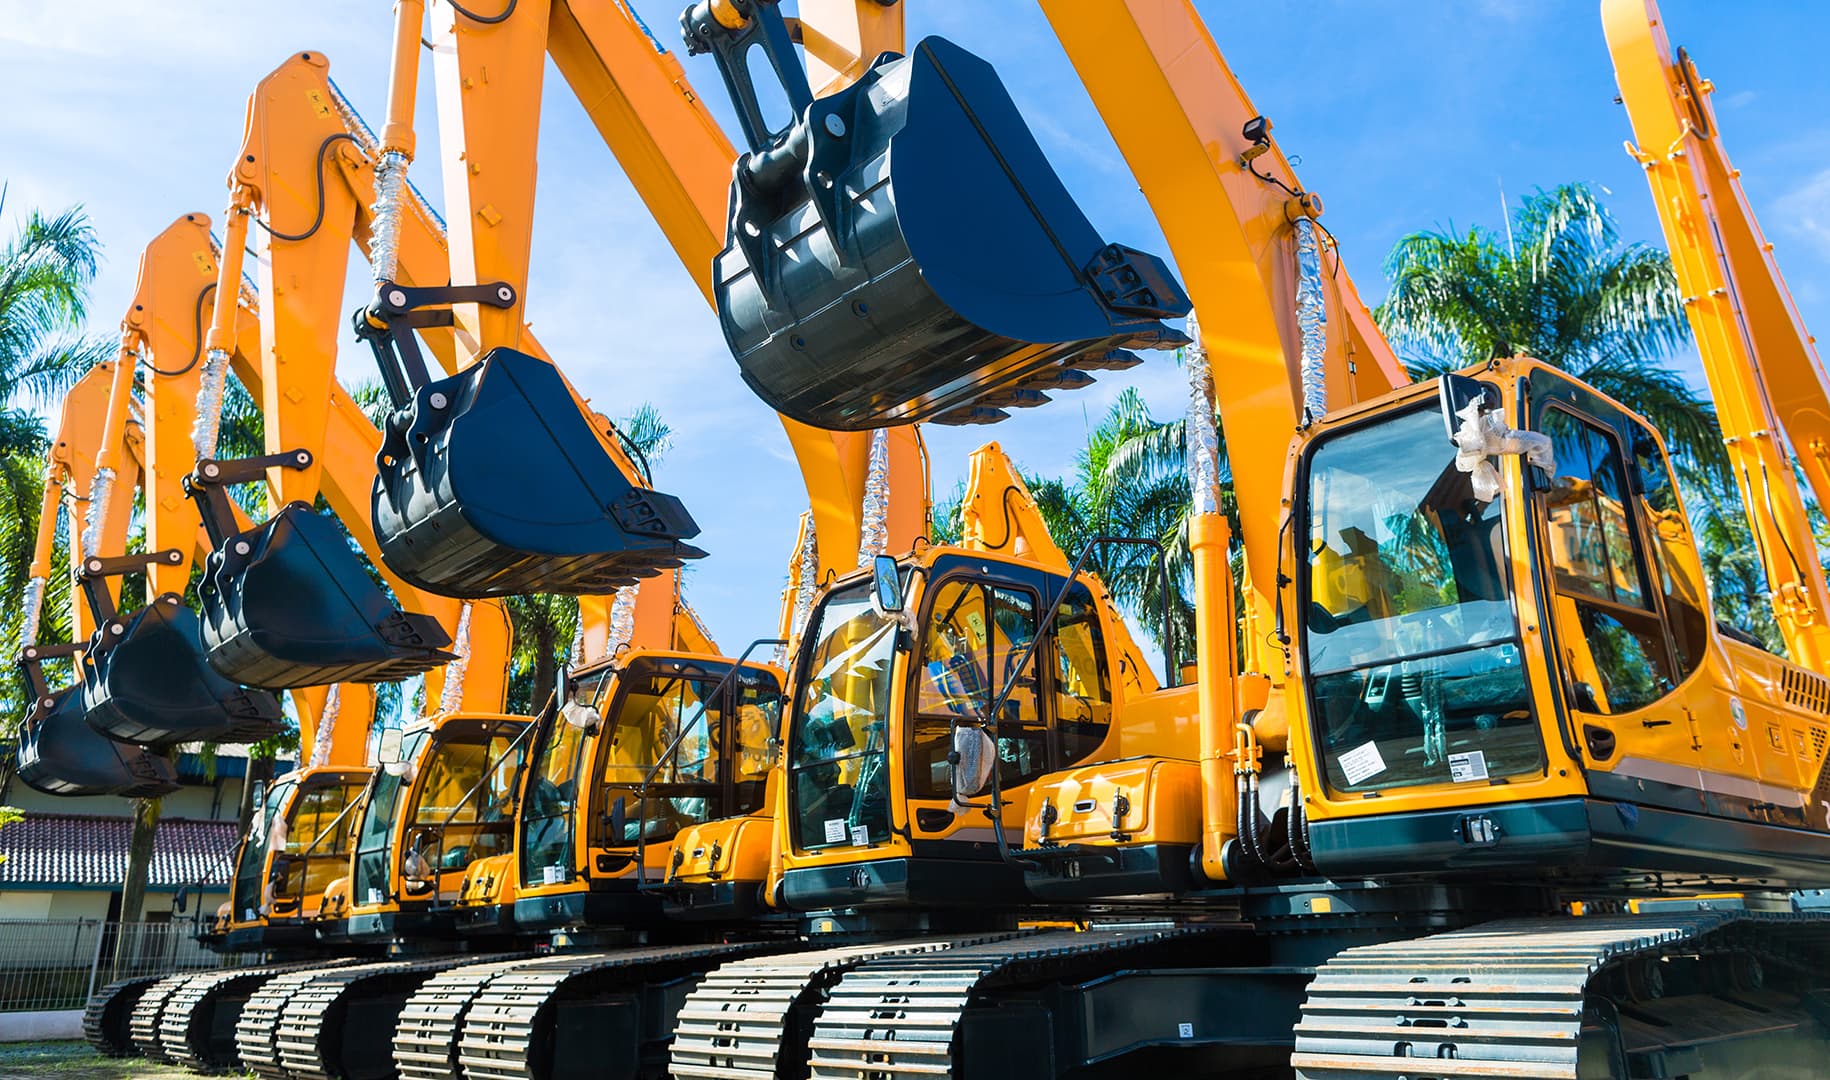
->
[0, 806, 18, 865]
[0, 193, 112, 725]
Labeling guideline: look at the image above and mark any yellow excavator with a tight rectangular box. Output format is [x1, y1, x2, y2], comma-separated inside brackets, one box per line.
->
[641, 1, 1830, 1077]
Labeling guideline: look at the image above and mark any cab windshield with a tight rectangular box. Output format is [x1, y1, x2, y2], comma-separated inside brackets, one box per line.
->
[1302, 404, 1541, 792]
[353, 728, 427, 906]
[232, 778, 295, 921]
[402, 723, 526, 888]
[788, 580, 896, 850]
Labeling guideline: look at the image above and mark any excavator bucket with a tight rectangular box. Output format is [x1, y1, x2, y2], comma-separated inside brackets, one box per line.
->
[80, 594, 286, 748]
[15, 646, 178, 798]
[371, 346, 707, 598]
[19, 689, 179, 798]
[188, 452, 456, 688]
[699, 25, 1191, 430]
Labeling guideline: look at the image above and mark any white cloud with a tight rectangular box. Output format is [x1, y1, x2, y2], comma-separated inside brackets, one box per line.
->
[1776, 168, 1830, 264]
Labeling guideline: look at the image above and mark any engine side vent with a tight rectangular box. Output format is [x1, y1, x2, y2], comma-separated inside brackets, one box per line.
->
[1781, 666, 1830, 716]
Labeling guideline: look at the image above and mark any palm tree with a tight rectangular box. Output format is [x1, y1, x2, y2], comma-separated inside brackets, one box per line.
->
[1376, 182, 1722, 475]
[0, 196, 110, 721]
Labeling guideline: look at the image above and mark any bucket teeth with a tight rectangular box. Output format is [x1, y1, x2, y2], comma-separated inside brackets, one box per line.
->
[197, 502, 457, 688]
[711, 35, 1190, 431]
[372, 347, 706, 598]
[80, 594, 286, 748]
[17, 688, 178, 797]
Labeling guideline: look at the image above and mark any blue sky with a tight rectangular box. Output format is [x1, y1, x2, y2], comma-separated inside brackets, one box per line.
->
[4, 1, 1827, 658]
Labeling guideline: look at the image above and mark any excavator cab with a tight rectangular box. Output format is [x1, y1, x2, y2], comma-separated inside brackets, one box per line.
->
[15, 643, 178, 798]
[187, 452, 455, 688]
[218, 767, 372, 952]
[766, 544, 1134, 914]
[345, 714, 530, 944]
[358, 286, 707, 598]
[75, 554, 285, 748]
[682, 0, 1189, 429]
[510, 649, 783, 928]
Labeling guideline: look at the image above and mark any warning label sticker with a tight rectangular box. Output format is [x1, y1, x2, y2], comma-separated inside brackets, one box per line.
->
[1448, 750, 1490, 783]
[1339, 740, 1388, 785]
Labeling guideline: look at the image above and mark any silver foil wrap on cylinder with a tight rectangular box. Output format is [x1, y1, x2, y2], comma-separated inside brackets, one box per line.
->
[309, 684, 342, 768]
[438, 602, 473, 714]
[369, 150, 410, 284]
[605, 585, 639, 661]
[84, 467, 115, 565]
[19, 576, 45, 651]
[567, 618, 586, 672]
[856, 428, 891, 566]
[1184, 311, 1224, 518]
[1294, 216, 1330, 427]
[192, 348, 231, 459]
[780, 514, 820, 667]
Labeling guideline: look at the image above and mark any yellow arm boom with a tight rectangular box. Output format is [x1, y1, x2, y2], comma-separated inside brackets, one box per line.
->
[1604, 0, 1830, 665]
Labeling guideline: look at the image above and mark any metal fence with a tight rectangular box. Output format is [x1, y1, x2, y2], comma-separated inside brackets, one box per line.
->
[0, 920, 243, 1013]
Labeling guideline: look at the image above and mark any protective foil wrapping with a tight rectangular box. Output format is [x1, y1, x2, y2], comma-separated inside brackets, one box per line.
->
[780, 514, 820, 667]
[19, 577, 44, 651]
[438, 602, 473, 714]
[605, 585, 638, 661]
[192, 348, 230, 459]
[856, 428, 891, 566]
[567, 618, 586, 672]
[1184, 311, 1224, 518]
[369, 150, 410, 283]
[84, 467, 115, 565]
[309, 684, 342, 768]
[1294, 217, 1330, 427]
[1452, 401, 1556, 502]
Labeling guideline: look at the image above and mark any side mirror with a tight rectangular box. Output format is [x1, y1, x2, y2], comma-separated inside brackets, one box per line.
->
[608, 796, 628, 845]
[376, 727, 404, 765]
[173, 887, 189, 915]
[1572, 681, 1602, 713]
[1438, 372, 1499, 442]
[249, 782, 266, 834]
[871, 554, 904, 615]
[949, 724, 997, 801]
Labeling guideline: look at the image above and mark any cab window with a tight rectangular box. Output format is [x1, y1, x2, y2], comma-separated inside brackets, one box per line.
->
[1540, 409, 1679, 712]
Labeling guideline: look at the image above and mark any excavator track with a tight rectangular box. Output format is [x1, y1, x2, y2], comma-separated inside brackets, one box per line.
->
[235, 960, 364, 1080]
[159, 963, 307, 1072]
[129, 971, 201, 1061]
[274, 954, 498, 1080]
[1291, 912, 1830, 1080]
[805, 927, 1197, 1080]
[394, 955, 541, 1080]
[453, 941, 789, 1080]
[83, 973, 162, 1057]
[669, 934, 1025, 1080]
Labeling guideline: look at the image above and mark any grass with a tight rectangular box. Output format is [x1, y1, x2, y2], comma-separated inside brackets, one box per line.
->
[0, 1040, 202, 1077]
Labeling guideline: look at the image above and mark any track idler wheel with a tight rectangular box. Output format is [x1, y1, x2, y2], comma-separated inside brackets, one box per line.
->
[701, 18, 1190, 430]
[80, 595, 285, 747]
[197, 502, 455, 688]
[371, 347, 706, 597]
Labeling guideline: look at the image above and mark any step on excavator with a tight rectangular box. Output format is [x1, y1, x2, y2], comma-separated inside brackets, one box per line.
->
[650, 1, 1830, 1077]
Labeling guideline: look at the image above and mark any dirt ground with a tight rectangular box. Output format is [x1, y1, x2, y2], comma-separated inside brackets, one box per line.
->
[0, 1040, 201, 1078]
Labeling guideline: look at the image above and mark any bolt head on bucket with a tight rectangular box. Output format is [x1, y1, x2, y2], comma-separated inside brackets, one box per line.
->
[712, 37, 1190, 431]
[81, 595, 286, 748]
[18, 687, 179, 798]
[371, 347, 706, 598]
[198, 502, 455, 688]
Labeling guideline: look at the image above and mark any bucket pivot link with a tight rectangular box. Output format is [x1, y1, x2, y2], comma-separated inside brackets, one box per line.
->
[75, 552, 285, 748]
[186, 449, 456, 689]
[682, 0, 1191, 431]
[356, 281, 707, 598]
[16, 642, 178, 798]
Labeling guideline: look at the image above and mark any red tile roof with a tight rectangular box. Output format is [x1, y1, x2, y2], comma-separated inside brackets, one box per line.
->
[0, 814, 239, 889]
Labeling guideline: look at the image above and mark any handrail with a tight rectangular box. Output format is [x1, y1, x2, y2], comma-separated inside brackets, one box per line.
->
[634, 638, 785, 889]
[411, 710, 542, 908]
